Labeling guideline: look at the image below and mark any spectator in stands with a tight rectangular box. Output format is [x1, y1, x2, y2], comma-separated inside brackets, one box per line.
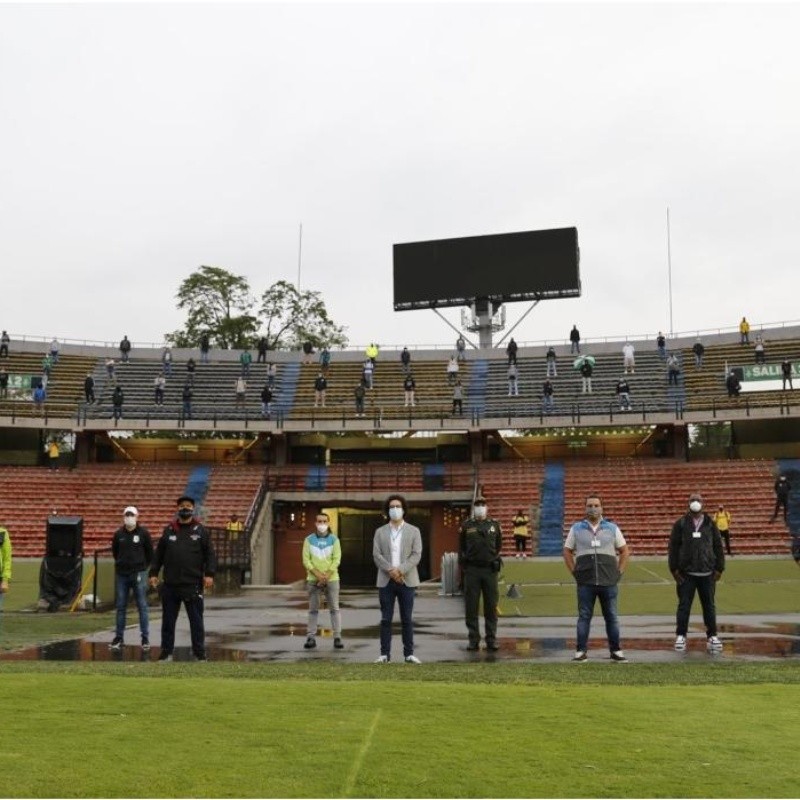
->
[162, 346, 173, 377]
[0, 330, 9, 358]
[199, 333, 210, 364]
[181, 383, 193, 419]
[302, 511, 344, 651]
[580, 360, 593, 394]
[570, 325, 581, 354]
[667, 354, 680, 386]
[782, 358, 793, 390]
[754, 337, 766, 365]
[366, 342, 379, 367]
[302, 340, 314, 364]
[447, 356, 459, 385]
[149, 495, 216, 662]
[793, 532, 800, 568]
[512, 509, 530, 559]
[692, 339, 705, 368]
[105, 357, 115, 381]
[622, 342, 635, 374]
[739, 316, 750, 345]
[507, 362, 519, 397]
[0, 367, 8, 398]
[668, 493, 725, 653]
[460, 497, 502, 652]
[400, 347, 411, 374]
[239, 348, 252, 378]
[656, 332, 667, 360]
[319, 346, 331, 374]
[542, 378, 554, 413]
[186, 357, 197, 386]
[235, 376, 247, 410]
[260, 384, 273, 419]
[563, 494, 629, 662]
[32, 384, 45, 412]
[49, 337, 60, 365]
[112, 385, 124, 421]
[373, 494, 423, 664]
[84, 372, 96, 404]
[403, 373, 416, 407]
[354, 381, 366, 417]
[616, 378, 632, 411]
[546, 346, 557, 377]
[771, 475, 791, 524]
[110, 506, 153, 653]
[362, 359, 374, 389]
[47, 440, 59, 470]
[506, 337, 518, 365]
[725, 370, 741, 397]
[712, 504, 732, 556]
[41, 354, 53, 377]
[119, 335, 131, 363]
[256, 336, 269, 363]
[0, 519, 10, 609]
[266, 362, 277, 390]
[452, 379, 463, 415]
[456, 335, 467, 362]
[154, 373, 166, 406]
[313, 373, 327, 408]
[226, 513, 244, 541]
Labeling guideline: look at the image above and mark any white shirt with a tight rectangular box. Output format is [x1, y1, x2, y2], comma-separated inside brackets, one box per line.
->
[389, 522, 404, 568]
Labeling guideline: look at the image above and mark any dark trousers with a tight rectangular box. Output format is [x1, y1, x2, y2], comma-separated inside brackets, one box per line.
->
[464, 565, 498, 645]
[772, 498, 788, 522]
[160, 583, 206, 658]
[675, 574, 717, 638]
[378, 582, 416, 658]
[719, 530, 731, 555]
[514, 536, 527, 553]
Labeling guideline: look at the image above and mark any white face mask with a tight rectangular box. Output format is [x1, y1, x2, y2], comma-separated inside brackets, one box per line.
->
[689, 501, 703, 513]
[124, 517, 137, 530]
[315, 524, 329, 535]
[388, 507, 404, 522]
[473, 505, 488, 520]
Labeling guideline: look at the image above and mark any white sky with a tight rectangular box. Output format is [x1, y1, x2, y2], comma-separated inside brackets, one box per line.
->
[2, 1, 799, 349]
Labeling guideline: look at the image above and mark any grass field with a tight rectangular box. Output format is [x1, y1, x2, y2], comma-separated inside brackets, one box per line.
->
[1, 557, 798, 798]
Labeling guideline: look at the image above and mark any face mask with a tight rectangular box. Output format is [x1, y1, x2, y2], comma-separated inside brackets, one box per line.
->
[473, 506, 488, 520]
[315, 524, 329, 535]
[689, 501, 702, 513]
[124, 517, 136, 530]
[388, 507, 403, 521]
[178, 508, 193, 521]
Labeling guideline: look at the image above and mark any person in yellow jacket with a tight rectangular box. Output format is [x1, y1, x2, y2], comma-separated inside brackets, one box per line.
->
[739, 317, 750, 345]
[0, 524, 11, 610]
[512, 509, 531, 559]
[47, 440, 60, 471]
[712, 504, 732, 556]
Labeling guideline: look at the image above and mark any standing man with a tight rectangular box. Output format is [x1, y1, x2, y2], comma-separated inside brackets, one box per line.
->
[781, 358, 793, 391]
[403, 372, 416, 407]
[0, 520, 11, 612]
[112, 385, 124, 421]
[771, 474, 791, 523]
[563, 495, 629, 662]
[149, 495, 216, 662]
[692, 339, 705, 368]
[739, 316, 750, 345]
[506, 338, 518, 365]
[507, 362, 519, 397]
[372, 494, 422, 664]
[199, 333, 210, 364]
[119, 335, 131, 363]
[542, 378, 555, 412]
[545, 346, 557, 377]
[314, 373, 327, 408]
[302, 511, 344, 651]
[354, 381, 366, 418]
[616, 378, 632, 411]
[84, 371, 95, 404]
[570, 325, 581, 354]
[47, 440, 60, 470]
[712, 504, 733, 557]
[668, 493, 725, 652]
[459, 497, 503, 651]
[512, 508, 530, 559]
[622, 341, 635, 374]
[580, 359, 593, 394]
[110, 506, 153, 652]
[456, 335, 467, 362]
[656, 332, 667, 360]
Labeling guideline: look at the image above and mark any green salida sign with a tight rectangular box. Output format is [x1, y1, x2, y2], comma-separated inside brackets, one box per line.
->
[743, 364, 799, 381]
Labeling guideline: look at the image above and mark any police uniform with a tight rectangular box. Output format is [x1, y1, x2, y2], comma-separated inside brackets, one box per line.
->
[459, 510, 503, 650]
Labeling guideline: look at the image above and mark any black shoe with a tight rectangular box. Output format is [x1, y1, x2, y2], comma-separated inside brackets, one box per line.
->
[333, 637, 344, 649]
[109, 636, 123, 650]
[194, 653, 209, 662]
[141, 637, 150, 652]
[486, 642, 499, 652]
[157, 652, 173, 662]
[304, 636, 317, 650]
[466, 642, 480, 651]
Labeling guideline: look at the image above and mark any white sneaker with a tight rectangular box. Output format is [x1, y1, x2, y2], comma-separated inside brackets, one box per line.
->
[374, 655, 389, 664]
[610, 650, 628, 663]
[674, 635, 687, 651]
[707, 635, 723, 652]
[404, 655, 422, 664]
[572, 651, 587, 662]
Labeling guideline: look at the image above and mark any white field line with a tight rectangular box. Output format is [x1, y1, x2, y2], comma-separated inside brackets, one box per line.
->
[343, 708, 382, 798]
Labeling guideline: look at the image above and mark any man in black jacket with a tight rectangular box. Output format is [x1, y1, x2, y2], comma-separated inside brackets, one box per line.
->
[110, 506, 153, 652]
[771, 475, 791, 523]
[668, 493, 725, 653]
[149, 496, 216, 661]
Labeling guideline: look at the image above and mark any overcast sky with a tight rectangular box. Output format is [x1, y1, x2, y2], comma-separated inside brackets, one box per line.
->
[2, 2, 799, 350]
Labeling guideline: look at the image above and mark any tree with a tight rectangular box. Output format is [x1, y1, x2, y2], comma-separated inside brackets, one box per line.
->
[260, 280, 348, 351]
[166, 266, 258, 349]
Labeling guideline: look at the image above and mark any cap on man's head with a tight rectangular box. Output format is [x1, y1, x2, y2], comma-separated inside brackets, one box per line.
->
[123, 506, 138, 517]
[474, 497, 487, 506]
[176, 495, 195, 506]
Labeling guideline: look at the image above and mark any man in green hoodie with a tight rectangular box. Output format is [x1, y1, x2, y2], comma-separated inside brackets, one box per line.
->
[302, 511, 343, 651]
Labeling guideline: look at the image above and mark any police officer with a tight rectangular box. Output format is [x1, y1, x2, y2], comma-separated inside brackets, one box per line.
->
[459, 497, 502, 651]
[149, 495, 216, 662]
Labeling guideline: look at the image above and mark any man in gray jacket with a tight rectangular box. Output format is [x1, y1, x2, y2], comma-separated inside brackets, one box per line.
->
[372, 494, 423, 664]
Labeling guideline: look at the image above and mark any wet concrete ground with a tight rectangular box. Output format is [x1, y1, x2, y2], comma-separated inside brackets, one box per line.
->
[5, 585, 800, 663]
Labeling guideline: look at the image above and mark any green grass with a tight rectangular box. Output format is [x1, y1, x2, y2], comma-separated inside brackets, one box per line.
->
[0, 662, 797, 798]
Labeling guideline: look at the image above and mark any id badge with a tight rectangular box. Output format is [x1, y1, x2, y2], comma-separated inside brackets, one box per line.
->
[692, 532, 702, 539]
[591, 538, 600, 547]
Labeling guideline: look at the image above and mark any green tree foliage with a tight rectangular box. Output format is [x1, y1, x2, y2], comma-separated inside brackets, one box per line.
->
[167, 268, 347, 351]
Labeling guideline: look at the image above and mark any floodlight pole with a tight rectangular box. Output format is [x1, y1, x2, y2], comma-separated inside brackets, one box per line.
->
[495, 299, 540, 347]
[666, 208, 673, 336]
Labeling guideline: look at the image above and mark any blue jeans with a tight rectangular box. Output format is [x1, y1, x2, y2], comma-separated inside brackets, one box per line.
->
[115, 570, 150, 639]
[576, 583, 620, 652]
[378, 582, 416, 659]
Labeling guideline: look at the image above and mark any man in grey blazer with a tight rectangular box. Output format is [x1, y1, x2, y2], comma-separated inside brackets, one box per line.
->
[373, 494, 423, 664]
